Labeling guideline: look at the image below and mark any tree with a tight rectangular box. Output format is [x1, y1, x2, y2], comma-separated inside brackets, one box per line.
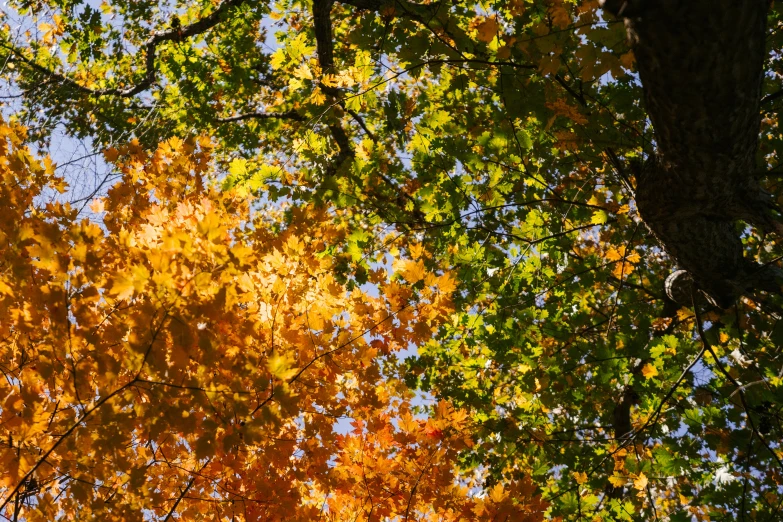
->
[2, 0, 783, 519]
[604, 0, 781, 308]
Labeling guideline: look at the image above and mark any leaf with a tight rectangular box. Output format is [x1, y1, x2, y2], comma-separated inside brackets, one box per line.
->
[476, 17, 499, 43]
[109, 272, 135, 300]
[572, 471, 588, 484]
[608, 474, 627, 487]
[89, 198, 105, 213]
[394, 258, 427, 284]
[633, 472, 648, 491]
[229, 158, 249, 178]
[489, 483, 506, 502]
[267, 351, 298, 380]
[591, 210, 609, 225]
[642, 364, 658, 380]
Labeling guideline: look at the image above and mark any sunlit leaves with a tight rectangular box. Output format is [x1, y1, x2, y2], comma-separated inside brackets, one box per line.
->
[0, 127, 549, 520]
[4, 0, 783, 519]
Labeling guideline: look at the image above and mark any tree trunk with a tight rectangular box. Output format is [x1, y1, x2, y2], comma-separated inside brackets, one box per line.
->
[602, 0, 782, 307]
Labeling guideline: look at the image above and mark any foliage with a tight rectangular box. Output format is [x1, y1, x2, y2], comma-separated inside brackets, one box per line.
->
[2, 0, 783, 520]
[0, 123, 548, 520]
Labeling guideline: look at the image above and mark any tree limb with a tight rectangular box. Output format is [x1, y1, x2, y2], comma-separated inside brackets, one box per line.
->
[611, 1, 783, 307]
[2, 0, 253, 97]
[214, 110, 305, 123]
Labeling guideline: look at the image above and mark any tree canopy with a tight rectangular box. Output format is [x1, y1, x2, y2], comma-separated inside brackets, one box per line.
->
[2, 0, 783, 520]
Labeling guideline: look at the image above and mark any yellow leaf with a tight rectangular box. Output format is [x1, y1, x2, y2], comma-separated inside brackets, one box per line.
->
[612, 262, 634, 280]
[476, 17, 499, 43]
[110, 272, 135, 300]
[608, 473, 626, 487]
[394, 258, 427, 284]
[489, 483, 506, 503]
[270, 48, 286, 70]
[606, 245, 639, 264]
[436, 272, 457, 294]
[89, 198, 105, 213]
[605, 247, 623, 262]
[267, 351, 298, 380]
[310, 87, 326, 105]
[572, 471, 588, 484]
[633, 472, 648, 491]
[641, 363, 658, 380]
[131, 264, 150, 291]
[590, 210, 608, 225]
[676, 308, 692, 322]
[197, 211, 223, 241]
[398, 412, 419, 434]
[321, 74, 339, 87]
[229, 158, 248, 178]
[294, 62, 313, 80]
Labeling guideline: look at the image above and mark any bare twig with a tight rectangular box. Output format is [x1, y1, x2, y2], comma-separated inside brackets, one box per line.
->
[693, 304, 783, 472]
[214, 110, 305, 123]
[162, 459, 211, 521]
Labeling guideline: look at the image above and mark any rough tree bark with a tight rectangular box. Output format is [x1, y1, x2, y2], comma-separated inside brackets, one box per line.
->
[601, 0, 782, 308]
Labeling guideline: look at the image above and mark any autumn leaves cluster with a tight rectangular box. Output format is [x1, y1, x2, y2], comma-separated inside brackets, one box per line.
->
[0, 122, 546, 520]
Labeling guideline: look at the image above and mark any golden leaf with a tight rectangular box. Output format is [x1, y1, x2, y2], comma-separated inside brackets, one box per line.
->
[489, 483, 507, 503]
[476, 17, 499, 43]
[608, 473, 627, 487]
[572, 471, 588, 484]
[267, 351, 298, 380]
[109, 272, 135, 300]
[89, 198, 105, 213]
[633, 472, 648, 491]
[395, 258, 427, 284]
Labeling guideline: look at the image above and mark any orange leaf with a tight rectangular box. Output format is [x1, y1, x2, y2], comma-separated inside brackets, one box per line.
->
[476, 17, 499, 43]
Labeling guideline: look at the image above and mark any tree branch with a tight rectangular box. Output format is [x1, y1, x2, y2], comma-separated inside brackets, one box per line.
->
[761, 88, 783, 106]
[339, 0, 474, 55]
[3, 0, 252, 97]
[693, 304, 783, 472]
[214, 110, 305, 123]
[162, 459, 211, 521]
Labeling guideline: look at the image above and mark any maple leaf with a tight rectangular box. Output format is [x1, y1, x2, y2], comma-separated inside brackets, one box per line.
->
[267, 351, 298, 380]
[109, 272, 136, 300]
[394, 258, 427, 284]
[572, 471, 588, 484]
[641, 363, 659, 380]
[423, 423, 443, 440]
[475, 17, 499, 43]
[608, 473, 627, 488]
[633, 472, 649, 491]
[5, 0, 783, 517]
[489, 483, 507, 503]
[89, 198, 105, 213]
